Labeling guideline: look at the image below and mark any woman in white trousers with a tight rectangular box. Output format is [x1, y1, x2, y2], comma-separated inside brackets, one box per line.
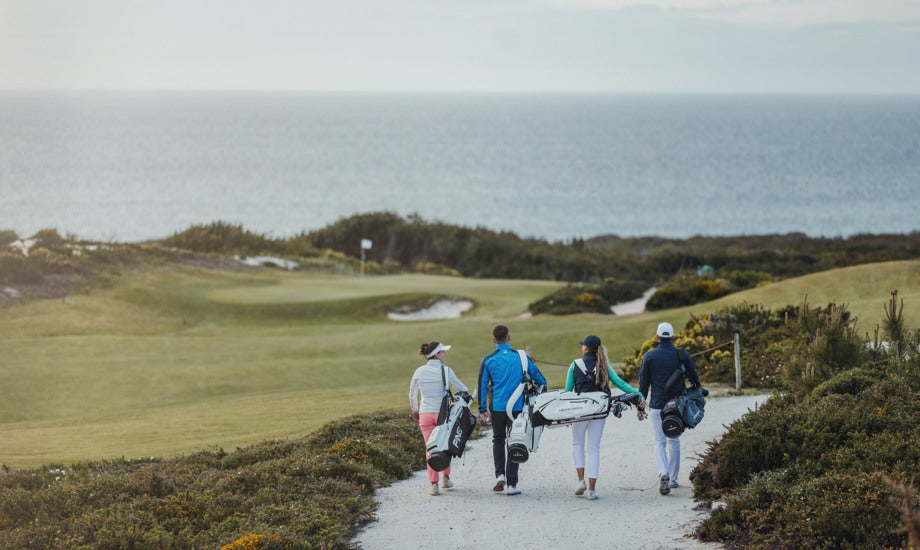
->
[564, 335, 644, 500]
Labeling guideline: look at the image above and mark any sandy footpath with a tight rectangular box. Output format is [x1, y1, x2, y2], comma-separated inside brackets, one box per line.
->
[354, 394, 765, 550]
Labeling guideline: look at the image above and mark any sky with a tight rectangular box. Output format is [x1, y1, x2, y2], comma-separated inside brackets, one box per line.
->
[1, 0, 919, 93]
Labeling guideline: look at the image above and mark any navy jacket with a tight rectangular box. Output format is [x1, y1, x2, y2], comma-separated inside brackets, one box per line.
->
[638, 340, 701, 409]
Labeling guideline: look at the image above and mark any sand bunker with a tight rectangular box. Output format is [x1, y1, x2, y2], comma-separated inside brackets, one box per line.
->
[388, 298, 474, 321]
[233, 255, 299, 270]
[2, 287, 21, 299]
[611, 287, 657, 315]
[8, 239, 36, 256]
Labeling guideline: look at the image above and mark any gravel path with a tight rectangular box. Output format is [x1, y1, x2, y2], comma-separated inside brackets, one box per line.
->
[354, 394, 765, 550]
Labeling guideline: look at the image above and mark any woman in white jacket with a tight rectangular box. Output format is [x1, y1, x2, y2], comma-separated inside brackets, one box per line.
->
[409, 341, 468, 496]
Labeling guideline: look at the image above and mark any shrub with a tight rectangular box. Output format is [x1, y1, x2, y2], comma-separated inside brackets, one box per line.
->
[781, 301, 866, 399]
[307, 211, 635, 282]
[0, 253, 42, 284]
[723, 269, 773, 288]
[30, 228, 67, 251]
[28, 247, 71, 274]
[691, 294, 920, 548]
[221, 533, 307, 550]
[528, 284, 612, 315]
[690, 395, 800, 502]
[645, 275, 733, 310]
[0, 230, 18, 247]
[809, 367, 879, 400]
[698, 471, 902, 549]
[593, 278, 647, 304]
[163, 222, 281, 256]
[0, 410, 424, 549]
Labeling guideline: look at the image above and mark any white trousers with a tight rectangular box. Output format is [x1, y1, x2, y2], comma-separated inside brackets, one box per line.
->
[571, 418, 606, 479]
[649, 408, 680, 480]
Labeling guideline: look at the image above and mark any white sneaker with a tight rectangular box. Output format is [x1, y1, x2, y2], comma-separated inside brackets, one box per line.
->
[493, 475, 506, 492]
[506, 485, 521, 496]
[430, 483, 440, 496]
[575, 480, 587, 496]
[585, 489, 598, 500]
[441, 476, 453, 489]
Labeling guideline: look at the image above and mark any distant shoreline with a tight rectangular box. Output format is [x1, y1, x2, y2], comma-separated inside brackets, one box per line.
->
[4, 221, 919, 246]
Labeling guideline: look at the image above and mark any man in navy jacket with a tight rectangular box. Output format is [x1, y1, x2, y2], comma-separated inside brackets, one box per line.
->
[638, 322, 701, 495]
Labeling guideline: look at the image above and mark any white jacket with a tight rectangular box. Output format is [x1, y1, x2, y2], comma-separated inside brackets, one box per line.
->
[409, 359, 468, 414]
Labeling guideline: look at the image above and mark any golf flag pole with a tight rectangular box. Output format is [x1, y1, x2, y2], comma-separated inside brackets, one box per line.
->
[360, 239, 372, 276]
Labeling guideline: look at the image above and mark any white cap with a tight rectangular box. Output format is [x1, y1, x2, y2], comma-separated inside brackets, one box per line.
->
[427, 343, 452, 358]
[656, 322, 674, 338]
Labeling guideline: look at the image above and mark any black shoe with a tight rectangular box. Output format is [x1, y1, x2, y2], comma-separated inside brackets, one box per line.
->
[659, 474, 671, 495]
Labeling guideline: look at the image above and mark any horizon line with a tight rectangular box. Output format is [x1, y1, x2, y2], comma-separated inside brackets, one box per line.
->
[2, 88, 919, 97]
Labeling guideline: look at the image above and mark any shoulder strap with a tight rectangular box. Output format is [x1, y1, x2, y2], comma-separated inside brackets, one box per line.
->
[435, 362, 452, 424]
[663, 349, 688, 395]
[574, 358, 588, 375]
[439, 362, 451, 396]
[517, 350, 529, 380]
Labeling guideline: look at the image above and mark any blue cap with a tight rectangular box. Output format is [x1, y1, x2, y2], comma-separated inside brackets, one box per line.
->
[580, 335, 602, 349]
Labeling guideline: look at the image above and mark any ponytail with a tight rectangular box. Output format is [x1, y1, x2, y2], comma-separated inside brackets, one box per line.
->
[595, 345, 611, 388]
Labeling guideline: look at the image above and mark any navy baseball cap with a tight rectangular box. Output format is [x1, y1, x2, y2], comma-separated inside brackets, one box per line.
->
[580, 335, 602, 349]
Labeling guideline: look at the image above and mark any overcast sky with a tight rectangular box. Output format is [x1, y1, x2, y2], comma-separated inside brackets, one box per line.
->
[2, 0, 919, 93]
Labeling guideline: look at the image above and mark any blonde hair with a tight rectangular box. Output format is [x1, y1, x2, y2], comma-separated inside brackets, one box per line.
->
[595, 345, 611, 388]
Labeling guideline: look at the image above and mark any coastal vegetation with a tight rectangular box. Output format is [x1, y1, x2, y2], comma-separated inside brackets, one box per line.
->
[1, 266, 917, 547]
[0, 411, 423, 549]
[2, 217, 919, 547]
[690, 291, 920, 548]
[3, 214, 918, 311]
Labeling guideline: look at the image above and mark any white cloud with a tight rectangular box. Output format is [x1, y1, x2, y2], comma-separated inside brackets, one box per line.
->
[548, 0, 920, 29]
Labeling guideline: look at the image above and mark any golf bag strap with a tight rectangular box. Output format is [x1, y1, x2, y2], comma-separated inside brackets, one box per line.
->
[517, 350, 529, 380]
[663, 349, 687, 395]
[435, 361, 453, 425]
[439, 361, 451, 396]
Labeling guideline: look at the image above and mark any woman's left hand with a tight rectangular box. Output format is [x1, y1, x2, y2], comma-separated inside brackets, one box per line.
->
[411, 411, 420, 421]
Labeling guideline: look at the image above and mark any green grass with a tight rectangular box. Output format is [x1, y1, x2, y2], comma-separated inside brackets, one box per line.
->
[2, 260, 918, 469]
[707, 260, 920, 328]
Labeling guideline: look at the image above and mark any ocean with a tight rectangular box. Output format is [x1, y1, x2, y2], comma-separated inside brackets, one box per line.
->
[1, 91, 918, 243]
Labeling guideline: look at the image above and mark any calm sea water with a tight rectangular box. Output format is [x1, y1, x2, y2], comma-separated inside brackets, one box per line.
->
[1, 92, 918, 242]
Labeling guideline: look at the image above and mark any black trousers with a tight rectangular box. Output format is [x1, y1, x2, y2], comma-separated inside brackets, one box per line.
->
[490, 410, 521, 487]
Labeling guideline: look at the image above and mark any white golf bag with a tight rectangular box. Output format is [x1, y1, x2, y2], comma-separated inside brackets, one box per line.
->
[507, 354, 643, 463]
[426, 365, 477, 472]
[506, 350, 545, 464]
[507, 392, 544, 464]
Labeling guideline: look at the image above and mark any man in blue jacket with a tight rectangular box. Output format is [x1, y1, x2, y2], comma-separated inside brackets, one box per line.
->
[638, 322, 701, 496]
[478, 324, 547, 496]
